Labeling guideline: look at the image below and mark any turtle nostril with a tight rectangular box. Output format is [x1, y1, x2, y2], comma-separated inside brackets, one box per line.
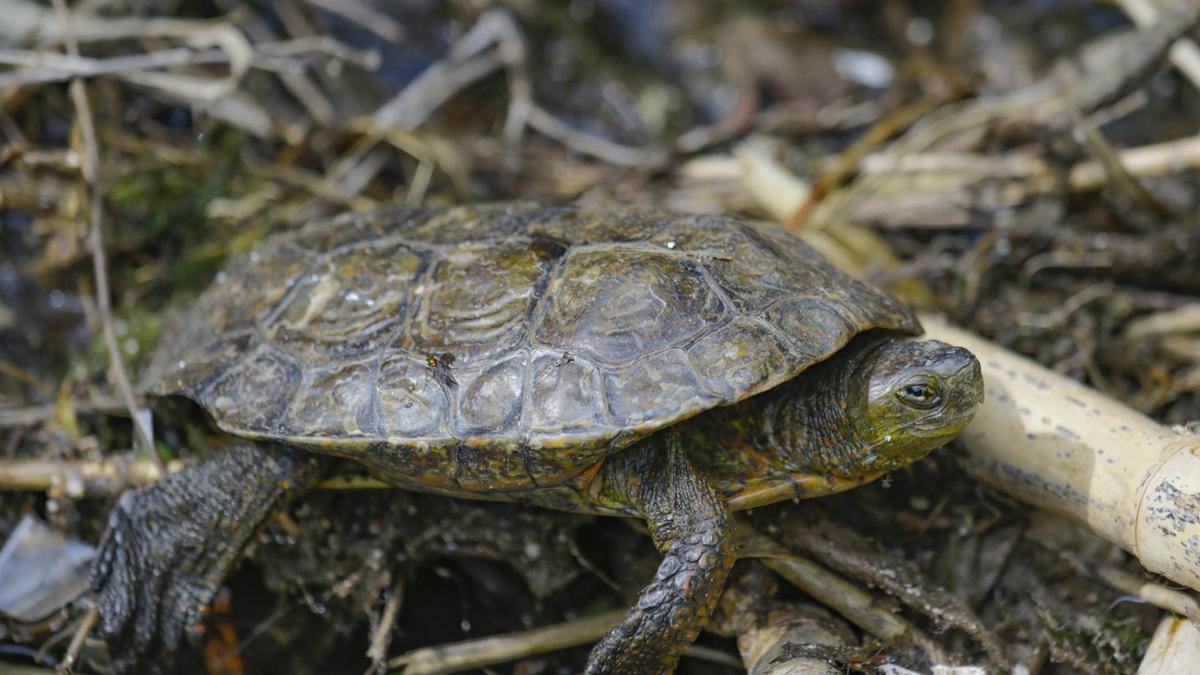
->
[943, 347, 978, 375]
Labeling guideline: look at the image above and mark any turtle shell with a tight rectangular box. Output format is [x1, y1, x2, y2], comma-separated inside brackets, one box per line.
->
[143, 203, 920, 491]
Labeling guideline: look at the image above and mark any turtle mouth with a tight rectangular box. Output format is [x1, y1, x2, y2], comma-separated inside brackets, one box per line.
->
[900, 409, 978, 438]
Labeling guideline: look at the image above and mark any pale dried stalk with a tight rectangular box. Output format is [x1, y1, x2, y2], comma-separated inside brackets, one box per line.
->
[1066, 135, 1200, 192]
[0, 458, 409, 494]
[388, 609, 624, 674]
[856, 134, 1200, 195]
[702, 133, 1200, 232]
[1123, 303, 1200, 340]
[739, 526, 948, 664]
[920, 316, 1200, 593]
[0, 458, 183, 495]
[56, 605, 98, 675]
[1116, 0, 1200, 91]
[297, 0, 404, 43]
[366, 580, 403, 671]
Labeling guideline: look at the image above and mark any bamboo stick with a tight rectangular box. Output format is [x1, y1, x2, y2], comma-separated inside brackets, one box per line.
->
[1138, 616, 1200, 675]
[920, 315, 1200, 593]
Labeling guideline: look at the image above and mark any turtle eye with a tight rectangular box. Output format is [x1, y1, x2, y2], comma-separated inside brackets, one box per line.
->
[898, 381, 941, 409]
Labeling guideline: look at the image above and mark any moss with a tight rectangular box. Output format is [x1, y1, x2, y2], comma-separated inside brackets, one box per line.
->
[1034, 600, 1148, 674]
[105, 129, 249, 294]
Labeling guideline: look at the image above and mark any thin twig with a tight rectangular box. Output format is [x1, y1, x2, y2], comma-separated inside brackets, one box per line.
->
[55, 605, 99, 675]
[1053, 548, 1200, 623]
[372, 50, 504, 129]
[0, 361, 54, 394]
[738, 524, 949, 665]
[0, 47, 223, 87]
[366, 580, 404, 673]
[233, 0, 334, 128]
[528, 105, 662, 168]
[296, 0, 404, 43]
[0, 395, 125, 428]
[387, 609, 625, 673]
[755, 510, 1010, 667]
[1067, 108, 1180, 220]
[0, 37, 377, 89]
[49, 0, 162, 478]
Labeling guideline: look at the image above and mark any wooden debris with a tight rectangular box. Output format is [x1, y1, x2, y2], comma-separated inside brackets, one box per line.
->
[921, 316, 1200, 594]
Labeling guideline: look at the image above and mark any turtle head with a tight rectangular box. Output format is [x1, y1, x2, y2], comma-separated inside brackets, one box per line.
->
[712, 334, 984, 511]
[850, 337, 983, 472]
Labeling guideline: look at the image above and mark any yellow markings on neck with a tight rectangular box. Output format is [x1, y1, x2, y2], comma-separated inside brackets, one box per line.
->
[726, 468, 885, 511]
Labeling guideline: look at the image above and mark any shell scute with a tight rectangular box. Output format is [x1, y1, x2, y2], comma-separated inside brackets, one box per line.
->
[269, 242, 427, 360]
[375, 353, 448, 437]
[400, 240, 549, 364]
[763, 298, 859, 362]
[456, 353, 526, 435]
[285, 362, 376, 438]
[533, 247, 727, 364]
[201, 346, 300, 435]
[698, 225, 834, 312]
[204, 240, 314, 331]
[527, 351, 607, 433]
[392, 202, 537, 244]
[289, 210, 422, 251]
[604, 349, 717, 428]
[144, 331, 253, 397]
[686, 318, 792, 401]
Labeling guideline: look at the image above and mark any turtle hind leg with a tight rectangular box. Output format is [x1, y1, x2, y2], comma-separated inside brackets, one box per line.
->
[587, 432, 736, 674]
[91, 442, 324, 674]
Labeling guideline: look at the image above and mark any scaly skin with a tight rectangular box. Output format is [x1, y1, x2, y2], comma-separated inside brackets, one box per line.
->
[587, 432, 735, 674]
[91, 444, 323, 674]
[680, 334, 984, 494]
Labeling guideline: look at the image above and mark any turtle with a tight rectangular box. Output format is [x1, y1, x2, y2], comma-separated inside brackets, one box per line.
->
[91, 202, 983, 674]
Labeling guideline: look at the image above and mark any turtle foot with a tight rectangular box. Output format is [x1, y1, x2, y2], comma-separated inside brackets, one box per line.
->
[586, 432, 736, 674]
[90, 444, 320, 673]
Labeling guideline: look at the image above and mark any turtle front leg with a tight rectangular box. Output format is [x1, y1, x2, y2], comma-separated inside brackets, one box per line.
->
[588, 432, 736, 674]
[91, 442, 323, 673]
